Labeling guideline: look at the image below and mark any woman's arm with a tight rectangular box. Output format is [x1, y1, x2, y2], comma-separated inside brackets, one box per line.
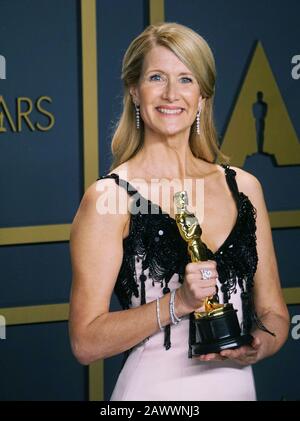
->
[68, 179, 214, 365]
[69, 179, 166, 364]
[238, 168, 290, 360]
[199, 168, 290, 365]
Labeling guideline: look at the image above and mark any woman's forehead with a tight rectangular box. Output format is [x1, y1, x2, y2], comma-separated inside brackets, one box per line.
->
[142, 46, 192, 74]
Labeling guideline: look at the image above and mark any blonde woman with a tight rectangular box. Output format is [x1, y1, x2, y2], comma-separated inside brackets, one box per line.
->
[69, 23, 289, 401]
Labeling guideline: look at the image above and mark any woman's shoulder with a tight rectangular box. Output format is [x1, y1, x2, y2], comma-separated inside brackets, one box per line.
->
[229, 165, 262, 190]
[106, 162, 130, 177]
[226, 165, 264, 206]
[77, 163, 131, 226]
[95, 162, 131, 193]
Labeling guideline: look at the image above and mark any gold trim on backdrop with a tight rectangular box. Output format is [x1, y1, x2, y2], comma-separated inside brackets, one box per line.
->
[81, 0, 99, 191]
[81, 0, 101, 401]
[283, 288, 300, 305]
[0, 303, 69, 326]
[149, 0, 165, 24]
[0, 224, 70, 246]
[89, 360, 104, 401]
[269, 211, 300, 229]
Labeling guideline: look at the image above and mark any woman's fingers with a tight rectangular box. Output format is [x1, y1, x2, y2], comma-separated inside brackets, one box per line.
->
[186, 274, 218, 285]
[186, 261, 218, 276]
[196, 353, 227, 361]
[198, 287, 217, 297]
[194, 337, 263, 364]
[181, 260, 220, 311]
[220, 346, 258, 365]
[251, 336, 261, 349]
[195, 343, 260, 365]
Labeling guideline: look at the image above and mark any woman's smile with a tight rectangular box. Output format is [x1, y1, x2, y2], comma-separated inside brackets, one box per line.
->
[156, 106, 185, 116]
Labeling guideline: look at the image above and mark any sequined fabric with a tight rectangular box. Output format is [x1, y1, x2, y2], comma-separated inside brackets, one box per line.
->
[97, 164, 265, 349]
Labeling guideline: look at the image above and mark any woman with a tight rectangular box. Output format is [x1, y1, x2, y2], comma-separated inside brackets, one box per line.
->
[69, 22, 289, 401]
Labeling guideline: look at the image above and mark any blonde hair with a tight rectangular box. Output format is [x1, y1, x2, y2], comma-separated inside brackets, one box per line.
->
[110, 22, 228, 170]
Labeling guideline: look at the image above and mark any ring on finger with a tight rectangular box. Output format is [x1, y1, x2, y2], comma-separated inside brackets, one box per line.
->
[200, 269, 212, 280]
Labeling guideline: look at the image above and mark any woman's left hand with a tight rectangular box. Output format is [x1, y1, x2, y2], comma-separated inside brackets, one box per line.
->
[195, 335, 263, 366]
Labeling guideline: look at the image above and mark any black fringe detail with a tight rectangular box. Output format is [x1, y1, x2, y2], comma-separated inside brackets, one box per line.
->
[241, 291, 253, 334]
[188, 313, 195, 358]
[164, 325, 171, 350]
[163, 282, 171, 350]
[139, 272, 147, 305]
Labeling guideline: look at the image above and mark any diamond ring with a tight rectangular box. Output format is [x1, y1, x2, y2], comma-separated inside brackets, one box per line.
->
[200, 269, 212, 280]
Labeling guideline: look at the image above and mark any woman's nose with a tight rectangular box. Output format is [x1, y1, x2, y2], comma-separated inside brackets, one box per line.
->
[162, 79, 179, 102]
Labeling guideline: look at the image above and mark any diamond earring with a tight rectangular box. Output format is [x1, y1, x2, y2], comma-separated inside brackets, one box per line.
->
[135, 104, 140, 129]
[196, 110, 201, 135]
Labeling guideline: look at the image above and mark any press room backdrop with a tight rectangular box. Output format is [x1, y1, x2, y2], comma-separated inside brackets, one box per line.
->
[0, 0, 299, 401]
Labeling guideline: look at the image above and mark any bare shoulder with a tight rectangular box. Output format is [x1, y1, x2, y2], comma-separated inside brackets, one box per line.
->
[230, 165, 264, 202]
[79, 177, 129, 215]
[107, 162, 130, 178]
[70, 176, 130, 239]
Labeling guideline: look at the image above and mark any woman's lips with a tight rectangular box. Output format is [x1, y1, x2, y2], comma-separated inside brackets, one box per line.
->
[156, 107, 184, 115]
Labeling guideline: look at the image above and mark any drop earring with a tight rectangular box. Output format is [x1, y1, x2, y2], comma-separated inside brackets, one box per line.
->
[135, 104, 140, 129]
[196, 110, 201, 135]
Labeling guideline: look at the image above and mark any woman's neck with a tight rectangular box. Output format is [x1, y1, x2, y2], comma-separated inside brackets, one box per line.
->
[131, 132, 201, 180]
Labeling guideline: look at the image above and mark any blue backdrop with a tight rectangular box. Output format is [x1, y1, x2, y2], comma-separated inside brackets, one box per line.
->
[0, 0, 299, 401]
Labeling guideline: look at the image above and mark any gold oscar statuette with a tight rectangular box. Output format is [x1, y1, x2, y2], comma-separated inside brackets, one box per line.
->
[174, 191, 253, 356]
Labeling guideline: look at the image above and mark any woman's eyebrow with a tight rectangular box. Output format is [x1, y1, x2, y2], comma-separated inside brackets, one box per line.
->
[144, 69, 194, 76]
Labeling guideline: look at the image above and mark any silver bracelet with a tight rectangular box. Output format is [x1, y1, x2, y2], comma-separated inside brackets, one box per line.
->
[169, 289, 182, 325]
[156, 297, 164, 331]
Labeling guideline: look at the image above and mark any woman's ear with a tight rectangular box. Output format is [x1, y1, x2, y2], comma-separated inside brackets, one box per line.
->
[198, 96, 205, 112]
[129, 86, 139, 105]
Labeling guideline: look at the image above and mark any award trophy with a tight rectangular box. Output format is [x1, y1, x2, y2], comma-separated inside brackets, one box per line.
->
[174, 191, 253, 356]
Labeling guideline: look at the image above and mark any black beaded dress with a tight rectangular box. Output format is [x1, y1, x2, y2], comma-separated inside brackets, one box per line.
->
[97, 164, 259, 401]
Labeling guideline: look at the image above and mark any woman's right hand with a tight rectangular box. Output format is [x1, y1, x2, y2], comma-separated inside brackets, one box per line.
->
[176, 260, 219, 314]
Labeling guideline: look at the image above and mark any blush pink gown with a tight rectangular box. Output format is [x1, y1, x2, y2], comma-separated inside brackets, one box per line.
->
[110, 257, 257, 401]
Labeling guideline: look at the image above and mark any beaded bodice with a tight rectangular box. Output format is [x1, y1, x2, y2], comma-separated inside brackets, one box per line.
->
[97, 164, 266, 350]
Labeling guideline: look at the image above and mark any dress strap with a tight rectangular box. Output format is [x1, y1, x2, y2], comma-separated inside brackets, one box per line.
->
[97, 173, 140, 198]
[220, 164, 240, 204]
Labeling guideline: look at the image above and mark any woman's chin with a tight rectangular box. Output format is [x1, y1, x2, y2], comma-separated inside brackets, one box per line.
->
[152, 126, 189, 138]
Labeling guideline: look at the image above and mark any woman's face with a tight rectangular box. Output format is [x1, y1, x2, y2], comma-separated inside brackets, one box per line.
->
[130, 45, 203, 138]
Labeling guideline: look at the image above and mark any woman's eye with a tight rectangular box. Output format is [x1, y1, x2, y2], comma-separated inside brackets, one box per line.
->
[180, 77, 193, 83]
[149, 74, 163, 81]
[148, 74, 192, 83]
